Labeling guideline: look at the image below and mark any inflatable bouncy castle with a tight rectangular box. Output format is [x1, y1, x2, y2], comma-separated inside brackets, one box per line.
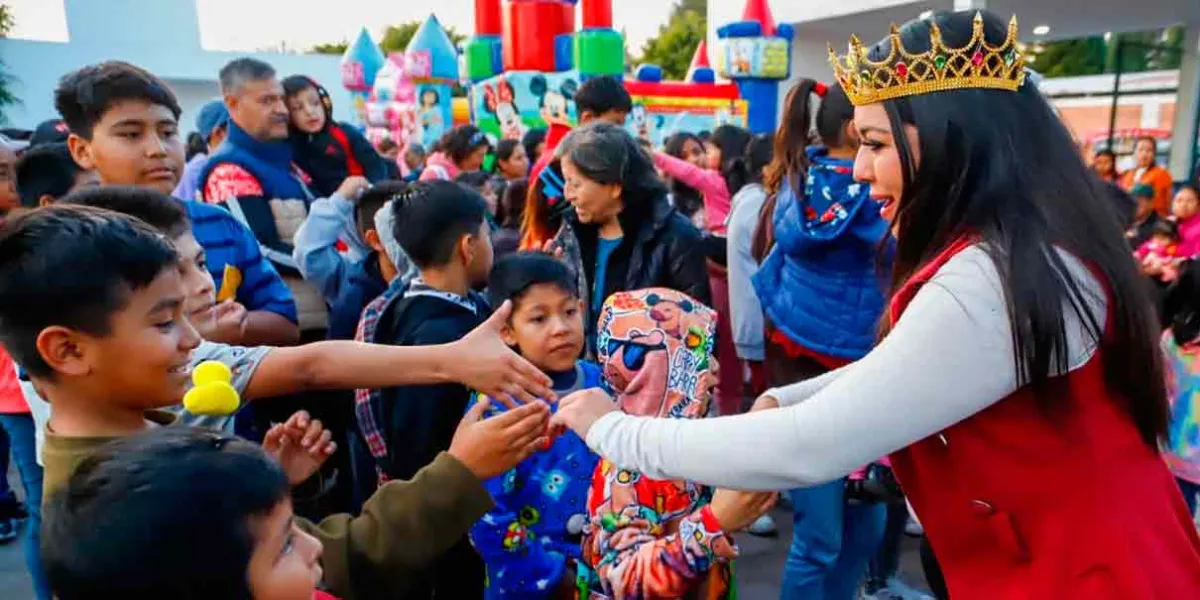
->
[350, 15, 460, 149]
[714, 0, 793, 133]
[340, 28, 387, 128]
[463, 0, 623, 140]
[462, 0, 790, 142]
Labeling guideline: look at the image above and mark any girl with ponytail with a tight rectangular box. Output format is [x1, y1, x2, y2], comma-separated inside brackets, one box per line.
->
[752, 77, 894, 598]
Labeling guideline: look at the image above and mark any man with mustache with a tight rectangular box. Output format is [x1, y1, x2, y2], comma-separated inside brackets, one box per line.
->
[200, 58, 364, 337]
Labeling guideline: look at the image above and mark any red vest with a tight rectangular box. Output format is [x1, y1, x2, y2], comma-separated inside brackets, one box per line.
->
[888, 239, 1200, 598]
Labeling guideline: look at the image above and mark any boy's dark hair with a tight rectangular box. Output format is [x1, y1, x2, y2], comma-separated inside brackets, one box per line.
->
[61, 185, 191, 239]
[0, 205, 178, 378]
[43, 427, 290, 600]
[521, 127, 547, 163]
[357, 180, 408, 239]
[496, 138, 521, 162]
[54, 61, 182, 139]
[574, 76, 632, 117]
[488, 252, 577, 308]
[15, 143, 82, 207]
[456, 171, 493, 192]
[435, 125, 490, 164]
[391, 180, 487, 269]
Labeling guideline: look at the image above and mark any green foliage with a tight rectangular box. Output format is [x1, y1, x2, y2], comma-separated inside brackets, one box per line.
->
[310, 20, 467, 56]
[638, 3, 706, 81]
[379, 21, 466, 55]
[0, 3, 19, 125]
[311, 41, 349, 55]
[1029, 26, 1185, 79]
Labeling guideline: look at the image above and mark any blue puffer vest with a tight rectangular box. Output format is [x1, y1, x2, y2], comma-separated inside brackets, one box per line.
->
[200, 121, 310, 201]
[752, 146, 891, 360]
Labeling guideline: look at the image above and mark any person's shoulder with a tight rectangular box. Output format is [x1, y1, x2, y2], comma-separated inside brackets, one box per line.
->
[389, 296, 476, 342]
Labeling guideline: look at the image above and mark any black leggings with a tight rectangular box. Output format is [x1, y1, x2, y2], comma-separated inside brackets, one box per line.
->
[920, 536, 949, 600]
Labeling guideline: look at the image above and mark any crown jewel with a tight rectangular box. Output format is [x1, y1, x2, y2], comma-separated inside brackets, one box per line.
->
[829, 12, 1027, 106]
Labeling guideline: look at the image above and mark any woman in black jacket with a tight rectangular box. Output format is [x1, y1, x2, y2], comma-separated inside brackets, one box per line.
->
[554, 122, 710, 352]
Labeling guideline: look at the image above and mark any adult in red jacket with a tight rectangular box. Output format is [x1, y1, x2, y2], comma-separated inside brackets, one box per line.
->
[549, 11, 1200, 598]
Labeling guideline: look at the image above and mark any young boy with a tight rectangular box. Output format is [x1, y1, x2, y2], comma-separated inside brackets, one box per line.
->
[50, 186, 550, 437]
[293, 180, 413, 340]
[467, 252, 604, 599]
[41, 410, 551, 599]
[2, 205, 551, 599]
[55, 60, 300, 345]
[15, 143, 100, 208]
[359, 180, 493, 598]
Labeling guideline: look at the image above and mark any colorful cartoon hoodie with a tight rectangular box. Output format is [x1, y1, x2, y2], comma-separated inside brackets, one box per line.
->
[468, 361, 605, 598]
[581, 288, 737, 600]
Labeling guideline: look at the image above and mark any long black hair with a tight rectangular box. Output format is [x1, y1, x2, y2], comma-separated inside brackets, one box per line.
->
[663, 132, 704, 219]
[709, 125, 753, 199]
[868, 10, 1167, 445]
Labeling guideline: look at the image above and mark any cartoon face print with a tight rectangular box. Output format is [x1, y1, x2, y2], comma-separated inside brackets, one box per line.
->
[542, 469, 569, 500]
[484, 78, 523, 140]
[531, 75, 577, 127]
[542, 89, 570, 123]
[597, 288, 718, 420]
[631, 104, 650, 140]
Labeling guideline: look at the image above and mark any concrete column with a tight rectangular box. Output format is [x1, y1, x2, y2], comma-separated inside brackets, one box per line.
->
[1169, 24, 1199, 181]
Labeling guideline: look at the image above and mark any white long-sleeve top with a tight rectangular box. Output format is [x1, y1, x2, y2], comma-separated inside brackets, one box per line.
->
[583, 246, 1106, 491]
[726, 183, 768, 361]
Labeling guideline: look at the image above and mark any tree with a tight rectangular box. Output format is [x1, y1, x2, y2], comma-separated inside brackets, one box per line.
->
[638, 2, 706, 80]
[1029, 26, 1185, 79]
[311, 41, 349, 55]
[1029, 37, 1107, 78]
[379, 21, 466, 55]
[0, 3, 18, 124]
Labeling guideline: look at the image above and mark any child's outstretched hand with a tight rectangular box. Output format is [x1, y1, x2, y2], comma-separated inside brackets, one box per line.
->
[263, 410, 336, 486]
[548, 388, 618, 440]
[709, 489, 778, 532]
[447, 300, 555, 408]
[450, 396, 550, 480]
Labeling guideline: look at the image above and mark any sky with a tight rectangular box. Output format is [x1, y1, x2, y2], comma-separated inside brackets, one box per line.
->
[6, 0, 682, 54]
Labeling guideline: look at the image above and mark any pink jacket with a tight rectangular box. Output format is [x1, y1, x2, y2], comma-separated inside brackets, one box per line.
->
[1175, 215, 1200, 257]
[653, 152, 731, 235]
[418, 152, 460, 182]
[0, 347, 28, 414]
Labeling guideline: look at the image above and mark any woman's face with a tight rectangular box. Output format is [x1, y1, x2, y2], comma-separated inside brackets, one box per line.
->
[499, 145, 529, 179]
[460, 145, 488, 172]
[286, 87, 326, 134]
[1093, 153, 1114, 176]
[1134, 139, 1156, 169]
[704, 141, 721, 170]
[563, 156, 622, 225]
[678, 139, 705, 168]
[852, 103, 920, 229]
[1172, 188, 1200, 221]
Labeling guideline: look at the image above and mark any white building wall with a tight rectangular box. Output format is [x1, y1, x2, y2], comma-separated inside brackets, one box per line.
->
[0, 0, 354, 131]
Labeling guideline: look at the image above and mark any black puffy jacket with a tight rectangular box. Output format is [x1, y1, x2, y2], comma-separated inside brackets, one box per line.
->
[560, 193, 711, 349]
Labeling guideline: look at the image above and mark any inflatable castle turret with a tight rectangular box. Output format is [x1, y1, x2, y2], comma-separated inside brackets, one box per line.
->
[340, 28, 386, 127]
[463, 0, 625, 140]
[360, 15, 460, 148]
[714, 0, 793, 133]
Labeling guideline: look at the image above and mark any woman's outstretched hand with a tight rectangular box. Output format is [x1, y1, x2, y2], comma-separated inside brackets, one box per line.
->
[447, 300, 555, 408]
[549, 387, 619, 440]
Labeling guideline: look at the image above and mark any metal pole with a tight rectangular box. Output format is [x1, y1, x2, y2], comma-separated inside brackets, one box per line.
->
[1107, 39, 1123, 153]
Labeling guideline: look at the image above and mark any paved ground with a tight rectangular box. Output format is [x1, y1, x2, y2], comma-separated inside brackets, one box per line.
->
[0, 468, 931, 599]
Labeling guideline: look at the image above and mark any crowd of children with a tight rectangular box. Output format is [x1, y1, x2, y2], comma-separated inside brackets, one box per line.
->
[0, 27, 1196, 600]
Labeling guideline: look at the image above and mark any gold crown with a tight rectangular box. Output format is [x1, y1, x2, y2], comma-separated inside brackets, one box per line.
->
[829, 12, 1027, 106]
